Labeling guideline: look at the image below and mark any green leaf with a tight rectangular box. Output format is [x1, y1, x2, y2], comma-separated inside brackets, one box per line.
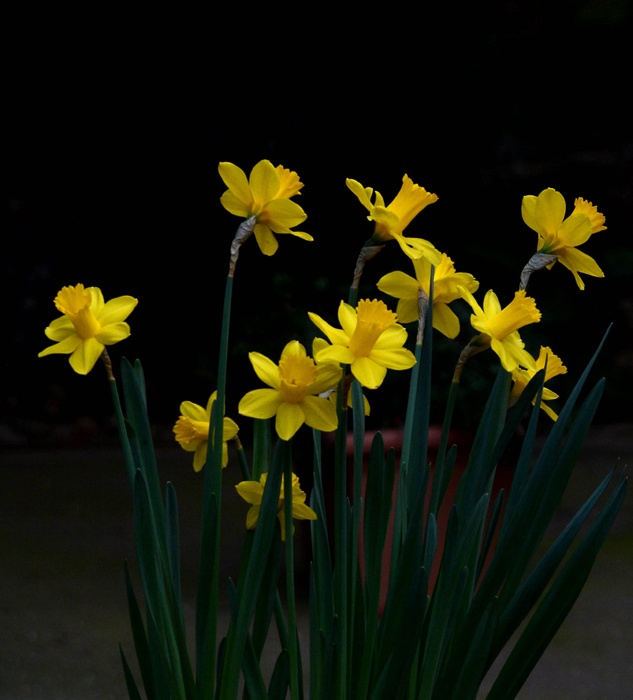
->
[268, 650, 290, 700]
[120, 644, 144, 700]
[166, 482, 183, 624]
[485, 473, 627, 700]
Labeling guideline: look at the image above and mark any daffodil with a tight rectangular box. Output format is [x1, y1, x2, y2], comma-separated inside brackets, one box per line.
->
[458, 287, 541, 372]
[377, 253, 479, 338]
[173, 391, 239, 471]
[219, 160, 312, 256]
[235, 472, 316, 540]
[38, 284, 137, 375]
[521, 188, 605, 290]
[509, 346, 568, 421]
[309, 299, 416, 389]
[238, 341, 341, 441]
[346, 175, 441, 264]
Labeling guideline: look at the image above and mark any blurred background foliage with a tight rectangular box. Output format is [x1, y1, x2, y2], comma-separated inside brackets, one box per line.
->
[4, 0, 632, 451]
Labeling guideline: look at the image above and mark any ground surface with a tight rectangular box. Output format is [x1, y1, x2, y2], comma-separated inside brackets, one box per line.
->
[1, 425, 632, 699]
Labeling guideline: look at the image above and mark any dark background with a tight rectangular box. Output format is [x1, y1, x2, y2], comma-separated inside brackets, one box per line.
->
[5, 1, 633, 455]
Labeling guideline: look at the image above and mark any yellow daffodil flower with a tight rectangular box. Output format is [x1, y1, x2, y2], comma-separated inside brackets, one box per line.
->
[309, 299, 416, 389]
[173, 391, 239, 471]
[219, 160, 313, 256]
[458, 287, 541, 372]
[521, 188, 606, 290]
[346, 175, 441, 264]
[235, 472, 316, 540]
[509, 346, 568, 421]
[238, 341, 341, 441]
[38, 284, 137, 375]
[377, 253, 479, 338]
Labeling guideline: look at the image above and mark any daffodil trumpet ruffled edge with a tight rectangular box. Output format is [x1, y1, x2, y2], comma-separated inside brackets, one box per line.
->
[38, 284, 138, 375]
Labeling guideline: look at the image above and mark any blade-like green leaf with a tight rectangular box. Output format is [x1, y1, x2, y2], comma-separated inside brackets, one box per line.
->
[120, 644, 144, 700]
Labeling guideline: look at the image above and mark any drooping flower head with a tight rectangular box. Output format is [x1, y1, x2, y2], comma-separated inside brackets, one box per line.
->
[458, 287, 541, 372]
[38, 284, 138, 375]
[521, 188, 605, 290]
[219, 160, 312, 256]
[238, 341, 341, 441]
[235, 471, 317, 540]
[309, 299, 416, 389]
[510, 346, 568, 421]
[346, 175, 441, 264]
[377, 252, 479, 338]
[173, 391, 239, 471]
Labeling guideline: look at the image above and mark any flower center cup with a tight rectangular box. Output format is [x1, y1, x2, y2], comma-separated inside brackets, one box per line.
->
[486, 292, 541, 340]
[54, 285, 102, 340]
[174, 417, 209, 445]
[348, 300, 398, 357]
[278, 355, 318, 403]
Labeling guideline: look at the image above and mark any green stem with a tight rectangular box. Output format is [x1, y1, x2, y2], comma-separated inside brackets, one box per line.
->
[334, 384, 348, 700]
[197, 274, 234, 697]
[283, 442, 300, 700]
[108, 375, 136, 488]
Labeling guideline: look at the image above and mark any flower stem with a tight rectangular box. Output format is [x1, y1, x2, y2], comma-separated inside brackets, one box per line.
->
[283, 441, 300, 700]
[349, 244, 385, 306]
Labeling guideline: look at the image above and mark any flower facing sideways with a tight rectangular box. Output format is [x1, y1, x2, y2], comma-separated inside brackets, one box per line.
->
[346, 175, 441, 264]
[458, 287, 541, 372]
[219, 160, 312, 256]
[309, 299, 416, 389]
[509, 346, 568, 421]
[173, 391, 239, 471]
[377, 252, 479, 338]
[521, 187, 605, 290]
[38, 284, 137, 375]
[238, 341, 341, 441]
[235, 472, 316, 541]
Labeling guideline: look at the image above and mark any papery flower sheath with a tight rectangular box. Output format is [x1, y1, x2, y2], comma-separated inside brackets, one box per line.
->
[235, 472, 316, 541]
[521, 188, 605, 290]
[38, 284, 137, 375]
[458, 287, 541, 372]
[219, 160, 312, 256]
[309, 299, 416, 389]
[509, 346, 568, 421]
[377, 252, 479, 338]
[346, 175, 441, 263]
[173, 391, 239, 471]
[238, 341, 341, 441]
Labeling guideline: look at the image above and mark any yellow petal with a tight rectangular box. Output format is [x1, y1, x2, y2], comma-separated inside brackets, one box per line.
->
[38, 334, 82, 357]
[249, 160, 280, 205]
[265, 198, 307, 228]
[373, 324, 408, 350]
[281, 341, 307, 358]
[239, 388, 283, 419]
[316, 344, 355, 365]
[249, 352, 281, 389]
[346, 178, 373, 212]
[292, 502, 317, 521]
[69, 337, 104, 375]
[88, 287, 105, 316]
[193, 443, 208, 472]
[534, 188, 566, 235]
[45, 315, 75, 341]
[338, 302, 358, 337]
[301, 395, 338, 432]
[246, 505, 261, 530]
[308, 363, 342, 395]
[369, 347, 416, 370]
[432, 304, 460, 339]
[236, 480, 264, 505]
[219, 162, 252, 207]
[254, 223, 279, 256]
[223, 417, 240, 441]
[395, 297, 419, 324]
[98, 296, 138, 326]
[308, 311, 351, 347]
[276, 402, 305, 441]
[220, 190, 250, 217]
[179, 401, 207, 421]
[521, 195, 543, 236]
[351, 357, 387, 389]
[95, 322, 131, 345]
[376, 271, 420, 300]
[557, 211, 593, 247]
